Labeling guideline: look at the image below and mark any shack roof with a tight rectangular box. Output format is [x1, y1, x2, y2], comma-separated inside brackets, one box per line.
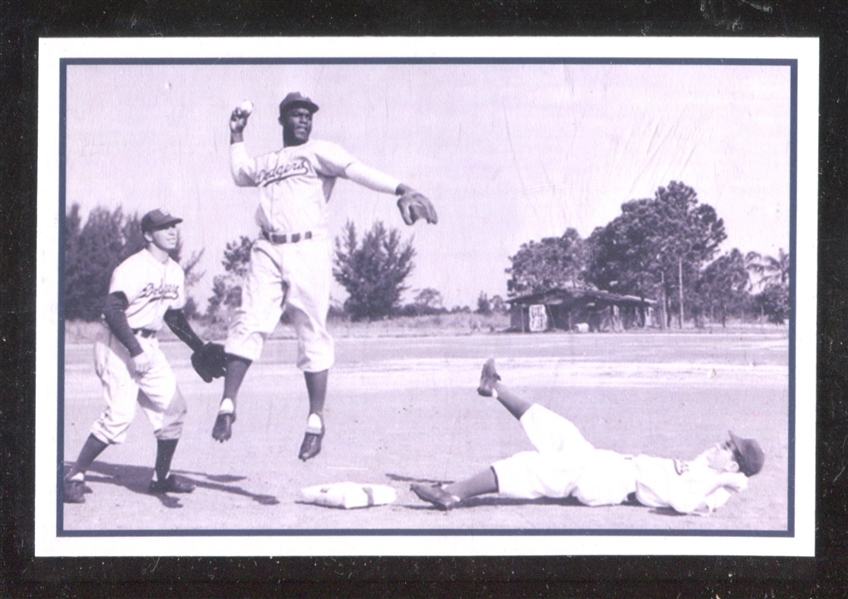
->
[507, 288, 656, 307]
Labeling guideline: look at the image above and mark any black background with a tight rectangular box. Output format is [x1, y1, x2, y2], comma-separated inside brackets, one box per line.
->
[2, 1, 845, 597]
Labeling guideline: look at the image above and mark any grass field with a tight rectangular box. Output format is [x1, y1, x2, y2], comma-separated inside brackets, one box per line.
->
[60, 329, 789, 535]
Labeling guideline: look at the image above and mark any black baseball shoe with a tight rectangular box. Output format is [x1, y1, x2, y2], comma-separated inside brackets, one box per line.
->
[63, 479, 87, 504]
[148, 474, 196, 494]
[410, 483, 461, 511]
[477, 358, 501, 397]
[298, 417, 324, 461]
[212, 411, 236, 442]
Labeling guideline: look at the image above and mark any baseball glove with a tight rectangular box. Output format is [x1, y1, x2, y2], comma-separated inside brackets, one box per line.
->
[397, 192, 438, 226]
[191, 342, 227, 383]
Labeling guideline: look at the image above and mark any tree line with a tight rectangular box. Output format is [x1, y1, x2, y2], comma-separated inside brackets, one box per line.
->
[506, 181, 789, 326]
[202, 221, 507, 327]
[64, 205, 205, 322]
[64, 180, 789, 328]
[63, 205, 482, 325]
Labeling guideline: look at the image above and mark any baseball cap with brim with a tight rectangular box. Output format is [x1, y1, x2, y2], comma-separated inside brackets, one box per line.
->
[141, 209, 183, 232]
[728, 431, 765, 477]
[279, 92, 319, 116]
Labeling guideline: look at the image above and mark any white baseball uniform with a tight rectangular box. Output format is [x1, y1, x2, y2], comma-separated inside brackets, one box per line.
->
[492, 404, 747, 515]
[90, 248, 187, 444]
[227, 139, 400, 370]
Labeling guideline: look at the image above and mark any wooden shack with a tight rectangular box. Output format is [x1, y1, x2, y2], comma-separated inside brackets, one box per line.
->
[508, 288, 657, 333]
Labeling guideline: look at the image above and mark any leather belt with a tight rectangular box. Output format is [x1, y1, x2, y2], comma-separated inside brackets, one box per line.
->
[262, 230, 313, 244]
[132, 328, 157, 338]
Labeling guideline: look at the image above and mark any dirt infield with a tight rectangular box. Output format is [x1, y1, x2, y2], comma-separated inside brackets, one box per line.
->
[61, 331, 789, 534]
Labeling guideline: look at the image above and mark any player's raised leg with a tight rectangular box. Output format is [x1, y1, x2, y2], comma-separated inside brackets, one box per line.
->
[284, 254, 334, 461]
[412, 359, 521, 510]
[214, 247, 283, 443]
[212, 354, 251, 442]
[299, 369, 327, 461]
[478, 358, 534, 419]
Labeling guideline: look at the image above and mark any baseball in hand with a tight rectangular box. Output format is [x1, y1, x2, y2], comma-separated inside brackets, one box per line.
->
[237, 100, 254, 116]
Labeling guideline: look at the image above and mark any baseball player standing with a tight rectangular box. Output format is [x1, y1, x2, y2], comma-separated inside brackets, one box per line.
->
[64, 209, 213, 503]
[411, 359, 765, 515]
[213, 92, 437, 461]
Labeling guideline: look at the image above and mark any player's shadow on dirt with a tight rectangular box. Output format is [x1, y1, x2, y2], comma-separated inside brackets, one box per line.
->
[647, 507, 689, 517]
[65, 462, 280, 507]
[402, 494, 628, 510]
[64, 462, 184, 508]
[458, 495, 645, 509]
[176, 468, 280, 506]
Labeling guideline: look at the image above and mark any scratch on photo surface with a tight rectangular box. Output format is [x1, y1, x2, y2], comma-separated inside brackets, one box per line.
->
[143, 556, 160, 574]
[739, 0, 773, 12]
[699, 0, 770, 31]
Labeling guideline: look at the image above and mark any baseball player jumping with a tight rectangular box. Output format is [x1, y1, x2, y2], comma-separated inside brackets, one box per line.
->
[63, 209, 220, 503]
[213, 92, 437, 461]
[411, 359, 765, 515]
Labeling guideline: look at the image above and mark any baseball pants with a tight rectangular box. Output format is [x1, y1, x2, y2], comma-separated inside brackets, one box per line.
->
[90, 328, 186, 445]
[492, 404, 636, 506]
[225, 234, 334, 372]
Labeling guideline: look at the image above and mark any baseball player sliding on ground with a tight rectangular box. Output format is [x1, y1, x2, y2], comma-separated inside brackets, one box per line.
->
[64, 210, 221, 503]
[411, 359, 765, 515]
[213, 92, 437, 461]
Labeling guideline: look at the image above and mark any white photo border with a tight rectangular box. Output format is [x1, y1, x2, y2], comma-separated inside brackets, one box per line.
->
[35, 36, 818, 557]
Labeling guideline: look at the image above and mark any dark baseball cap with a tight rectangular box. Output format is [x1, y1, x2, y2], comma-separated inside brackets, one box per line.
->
[141, 208, 183, 232]
[728, 431, 765, 477]
[279, 92, 319, 116]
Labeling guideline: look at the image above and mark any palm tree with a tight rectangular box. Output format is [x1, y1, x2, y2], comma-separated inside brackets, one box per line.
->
[745, 249, 790, 324]
[745, 248, 790, 288]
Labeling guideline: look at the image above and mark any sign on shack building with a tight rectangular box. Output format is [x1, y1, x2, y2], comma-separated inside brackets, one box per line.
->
[508, 288, 657, 333]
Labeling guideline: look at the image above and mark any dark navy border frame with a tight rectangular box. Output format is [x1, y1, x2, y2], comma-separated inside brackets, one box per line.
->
[54, 55, 799, 541]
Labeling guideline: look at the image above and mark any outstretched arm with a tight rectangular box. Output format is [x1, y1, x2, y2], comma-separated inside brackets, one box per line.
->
[344, 161, 437, 225]
[165, 309, 226, 383]
[163, 309, 205, 352]
[344, 161, 403, 194]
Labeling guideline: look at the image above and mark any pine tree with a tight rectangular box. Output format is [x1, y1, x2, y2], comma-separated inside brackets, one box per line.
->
[333, 221, 415, 321]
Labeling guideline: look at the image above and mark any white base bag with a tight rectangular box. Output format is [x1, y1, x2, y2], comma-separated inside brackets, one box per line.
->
[299, 481, 397, 509]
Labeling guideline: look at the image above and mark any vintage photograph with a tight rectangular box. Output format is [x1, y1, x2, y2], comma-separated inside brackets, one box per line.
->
[35, 37, 818, 557]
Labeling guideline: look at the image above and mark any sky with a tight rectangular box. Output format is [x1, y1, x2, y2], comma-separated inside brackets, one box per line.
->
[64, 61, 792, 310]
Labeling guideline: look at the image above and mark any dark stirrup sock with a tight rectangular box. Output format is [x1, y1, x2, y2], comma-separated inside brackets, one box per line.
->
[222, 354, 252, 402]
[67, 434, 108, 479]
[154, 438, 179, 482]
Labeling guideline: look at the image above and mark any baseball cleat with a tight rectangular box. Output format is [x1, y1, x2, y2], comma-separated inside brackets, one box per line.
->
[477, 358, 502, 397]
[63, 479, 87, 504]
[298, 420, 324, 462]
[212, 398, 236, 442]
[212, 411, 236, 442]
[410, 483, 461, 511]
[148, 474, 196, 494]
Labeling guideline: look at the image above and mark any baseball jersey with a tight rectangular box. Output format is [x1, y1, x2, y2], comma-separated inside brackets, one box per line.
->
[633, 454, 747, 515]
[109, 249, 186, 332]
[231, 139, 357, 234]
